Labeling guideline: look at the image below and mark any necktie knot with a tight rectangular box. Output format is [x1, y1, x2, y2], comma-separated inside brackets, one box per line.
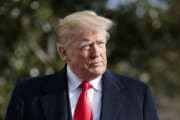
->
[80, 81, 92, 90]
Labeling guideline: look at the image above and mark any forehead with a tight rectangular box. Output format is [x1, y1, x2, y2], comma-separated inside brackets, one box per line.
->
[76, 30, 107, 42]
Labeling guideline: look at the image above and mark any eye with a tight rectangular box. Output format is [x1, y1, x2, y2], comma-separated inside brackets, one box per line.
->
[80, 44, 91, 50]
[97, 41, 106, 47]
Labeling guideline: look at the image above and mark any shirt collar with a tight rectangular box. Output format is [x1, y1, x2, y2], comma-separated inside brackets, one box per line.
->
[67, 65, 102, 92]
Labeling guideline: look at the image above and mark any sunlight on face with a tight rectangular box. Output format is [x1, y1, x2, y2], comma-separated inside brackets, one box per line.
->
[65, 30, 107, 80]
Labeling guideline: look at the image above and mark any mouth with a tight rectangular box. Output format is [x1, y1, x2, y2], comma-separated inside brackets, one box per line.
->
[90, 61, 103, 66]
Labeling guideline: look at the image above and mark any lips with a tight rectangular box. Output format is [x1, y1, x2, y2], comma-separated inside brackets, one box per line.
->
[90, 61, 103, 66]
[88, 57, 105, 66]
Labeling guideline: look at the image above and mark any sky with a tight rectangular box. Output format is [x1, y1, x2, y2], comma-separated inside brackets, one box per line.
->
[106, 0, 167, 10]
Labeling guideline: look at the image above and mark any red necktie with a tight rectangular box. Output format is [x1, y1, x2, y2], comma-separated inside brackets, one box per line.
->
[74, 81, 93, 120]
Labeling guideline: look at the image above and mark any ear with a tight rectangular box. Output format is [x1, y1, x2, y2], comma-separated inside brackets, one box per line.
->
[57, 46, 67, 61]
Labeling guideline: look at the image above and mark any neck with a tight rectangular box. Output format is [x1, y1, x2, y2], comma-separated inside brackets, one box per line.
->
[67, 65, 102, 81]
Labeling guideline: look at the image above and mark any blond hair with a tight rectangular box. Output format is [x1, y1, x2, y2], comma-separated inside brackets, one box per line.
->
[57, 10, 114, 48]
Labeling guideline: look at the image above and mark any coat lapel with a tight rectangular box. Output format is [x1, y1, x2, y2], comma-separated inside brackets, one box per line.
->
[31, 69, 127, 120]
[39, 92, 71, 120]
[31, 68, 72, 120]
[100, 71, 126, 120]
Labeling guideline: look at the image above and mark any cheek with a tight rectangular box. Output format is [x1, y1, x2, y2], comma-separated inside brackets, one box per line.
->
[76, 53, 89, 64]
[102, 50, 107, 59]
[67, 51, 81, 65]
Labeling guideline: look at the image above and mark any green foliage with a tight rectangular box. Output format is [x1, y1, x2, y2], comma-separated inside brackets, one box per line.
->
[0, 0, 180, 119]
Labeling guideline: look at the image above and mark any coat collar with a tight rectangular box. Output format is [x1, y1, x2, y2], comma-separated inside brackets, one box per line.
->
[100, 70, 127, 120]
[32, 68, 127, 120]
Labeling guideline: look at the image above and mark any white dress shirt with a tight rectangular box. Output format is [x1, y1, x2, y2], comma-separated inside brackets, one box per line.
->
[67, 65, 102, 120]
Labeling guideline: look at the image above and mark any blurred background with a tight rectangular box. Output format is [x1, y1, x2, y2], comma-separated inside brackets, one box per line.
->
[0, 0, 180, 120]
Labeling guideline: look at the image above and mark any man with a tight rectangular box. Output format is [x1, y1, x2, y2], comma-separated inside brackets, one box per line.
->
[6, 11, 158, 120]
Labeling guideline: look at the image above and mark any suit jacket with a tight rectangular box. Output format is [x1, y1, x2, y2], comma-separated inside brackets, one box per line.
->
[6, 67, 158, 120]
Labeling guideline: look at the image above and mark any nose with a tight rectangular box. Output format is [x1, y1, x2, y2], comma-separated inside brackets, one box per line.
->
[90, 44, 100, 58]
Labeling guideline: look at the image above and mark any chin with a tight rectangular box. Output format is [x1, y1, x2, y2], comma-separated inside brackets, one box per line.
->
[89, 67, 106, 76]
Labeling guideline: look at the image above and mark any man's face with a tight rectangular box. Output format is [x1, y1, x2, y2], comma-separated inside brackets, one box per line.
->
[60, 30, 107, 80]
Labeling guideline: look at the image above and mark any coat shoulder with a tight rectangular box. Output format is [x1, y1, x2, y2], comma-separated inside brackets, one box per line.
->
[105, 70, 149, 93]
[12, 71, 66, 99]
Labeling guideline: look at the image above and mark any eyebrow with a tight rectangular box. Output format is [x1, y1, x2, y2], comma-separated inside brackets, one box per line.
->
[81, 37, 106, 42]
[79, 41, 91, 48]
[78, 37, 106, 46]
